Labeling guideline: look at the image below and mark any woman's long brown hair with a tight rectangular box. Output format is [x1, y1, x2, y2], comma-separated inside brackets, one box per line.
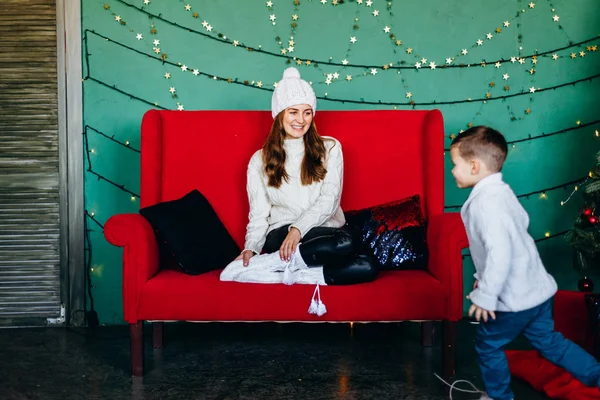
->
[262, 112, 329, 188]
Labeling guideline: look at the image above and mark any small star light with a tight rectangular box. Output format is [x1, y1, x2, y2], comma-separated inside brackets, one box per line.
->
[529, 86, 536, 93]
[420, 58, 427, 64]
[580, 51, 586, 57]
[545, 232, 550, 238]
[346, 75, 352, 81]
[185, 4, 191, 11]
[372, 10, 379, 16]
[495, 62, 501, 68]
[429, 62, 436, 70]
[164, 72, 170, 79]
[529, 2, 535, 8]
[257, 81, 263, 88]
[177, 104, 184, 111]
[486, 33, 493, 40]
[269, 14, 276, 22]
[477, 39, 483, 46]
[553, 15, 559, 22]
[366, 0, 373, 5]
[292, 14, 299, 20]
[342, 59, 349, 65]
[406, 92, 412, 98]
[136, 33, 143, 40]
[233, 40, 239, 47]
[181, 65, 188, 71]
[370, 68, 377, 75]
[153, 48, 160, 54]
[169, 87, 176, 94]
[115, 15, 122, 22]
[461, 49, 468, 55]
[503, 21, 510, 27]
[266, 1, 273, 6]
[143, 0, 150, 4]
[446, 58, 453, 64]
[406, 48, 413, 54]
[383, 26, 391, 33]
[193, 69, 199, 76]
[350, 37, 357, 44]
[153, 39, 160, 46]
[503, 73, 510, 80]
[415, 62, 422, 69]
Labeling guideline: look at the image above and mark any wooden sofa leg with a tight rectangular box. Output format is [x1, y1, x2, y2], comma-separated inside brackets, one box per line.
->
[130, 322, 144, 377]
[442, 320, 457, 379]
[153, 322, 163, 349]
[421, 321, 434, 347]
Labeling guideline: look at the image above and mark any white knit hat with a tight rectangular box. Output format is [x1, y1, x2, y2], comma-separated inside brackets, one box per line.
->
[271, 67, 317, 119]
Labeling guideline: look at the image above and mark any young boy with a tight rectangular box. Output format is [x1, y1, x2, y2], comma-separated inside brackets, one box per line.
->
[450, 126, 600, 400]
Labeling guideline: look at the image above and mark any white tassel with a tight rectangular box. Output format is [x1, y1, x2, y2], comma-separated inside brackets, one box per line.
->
[308, 284, 319, 314]
[315, 284, 327, 316]
[282, 263, 294, 285]
[316, 300, 327, 316]
[308, 299, 319, 314]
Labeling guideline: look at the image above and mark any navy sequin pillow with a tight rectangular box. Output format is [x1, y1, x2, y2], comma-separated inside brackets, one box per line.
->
[344, 195, 427, 270]
[585, 293, 600, 360]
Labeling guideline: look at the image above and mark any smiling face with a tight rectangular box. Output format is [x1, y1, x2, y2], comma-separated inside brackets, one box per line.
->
[281, 104, 313, 139]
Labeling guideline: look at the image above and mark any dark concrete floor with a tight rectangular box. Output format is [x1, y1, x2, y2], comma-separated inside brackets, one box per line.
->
[0, 320, 547, 400]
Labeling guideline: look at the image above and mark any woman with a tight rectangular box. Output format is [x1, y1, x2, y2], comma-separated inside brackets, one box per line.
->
[220, 67, 377, 287]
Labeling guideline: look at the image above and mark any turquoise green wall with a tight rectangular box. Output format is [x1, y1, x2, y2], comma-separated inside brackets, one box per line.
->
[82, 0, 600, 325]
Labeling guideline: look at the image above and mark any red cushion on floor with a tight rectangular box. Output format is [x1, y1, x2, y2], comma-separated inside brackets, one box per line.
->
[506, 349, 600, 399]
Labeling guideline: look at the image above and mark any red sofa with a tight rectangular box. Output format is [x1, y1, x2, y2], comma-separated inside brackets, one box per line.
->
[104, 109, 469, 377]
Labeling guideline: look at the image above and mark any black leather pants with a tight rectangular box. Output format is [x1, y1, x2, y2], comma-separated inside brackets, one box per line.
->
[263, 225, 378, 285]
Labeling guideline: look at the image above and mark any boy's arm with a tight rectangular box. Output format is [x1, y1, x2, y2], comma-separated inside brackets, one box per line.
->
[468, 202, 513, 312]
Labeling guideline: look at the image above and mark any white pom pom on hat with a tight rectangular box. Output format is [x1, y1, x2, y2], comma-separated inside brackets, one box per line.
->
[271, 67, 317, 119]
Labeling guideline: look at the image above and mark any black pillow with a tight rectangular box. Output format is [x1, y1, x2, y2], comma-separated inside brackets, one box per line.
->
[139, 189, 240, 275]
[344, 194, 428, 271]
[585, 293, 600, 360]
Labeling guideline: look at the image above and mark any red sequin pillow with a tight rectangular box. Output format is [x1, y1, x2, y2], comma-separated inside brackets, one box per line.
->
[344, 195, 427, 270]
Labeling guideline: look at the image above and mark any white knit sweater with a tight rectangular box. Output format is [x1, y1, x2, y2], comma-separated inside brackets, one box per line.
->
[243, 136, 346, 254]
[463, 173, 558, 312]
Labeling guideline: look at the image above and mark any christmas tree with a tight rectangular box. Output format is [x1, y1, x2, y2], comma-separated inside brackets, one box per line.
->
[565, 150, 600, 270]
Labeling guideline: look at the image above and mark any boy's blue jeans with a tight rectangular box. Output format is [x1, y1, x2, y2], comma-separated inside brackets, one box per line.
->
[476, 297, 600, 400]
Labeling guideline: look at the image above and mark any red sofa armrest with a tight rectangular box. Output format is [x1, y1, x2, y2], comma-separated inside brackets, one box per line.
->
[426, 212, 469, 321]
[104, 213, 160, 323]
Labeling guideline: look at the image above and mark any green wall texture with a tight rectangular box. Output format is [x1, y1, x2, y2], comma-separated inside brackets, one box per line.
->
[82, 0, 600, 325]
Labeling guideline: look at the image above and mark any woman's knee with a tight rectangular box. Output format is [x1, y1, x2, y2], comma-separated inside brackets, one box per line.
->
[323, 254, 378, 285]
[299, 228, 354, 265]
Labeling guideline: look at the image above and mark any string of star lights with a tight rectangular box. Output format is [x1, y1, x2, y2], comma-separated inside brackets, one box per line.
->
[83, 126, 140, 200]
[103, 0, 598, 71]
[84, 29, 600, 107]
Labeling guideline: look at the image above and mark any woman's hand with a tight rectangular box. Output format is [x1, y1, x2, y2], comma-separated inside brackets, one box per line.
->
[280, 227, 301, 262]
[234, 250, 255, 267]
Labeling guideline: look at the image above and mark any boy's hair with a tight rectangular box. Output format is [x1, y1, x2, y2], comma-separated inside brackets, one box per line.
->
[450, 126, 508, 172]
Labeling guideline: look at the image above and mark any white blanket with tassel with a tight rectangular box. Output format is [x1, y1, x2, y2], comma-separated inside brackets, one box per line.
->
[220, 252, 325, 285]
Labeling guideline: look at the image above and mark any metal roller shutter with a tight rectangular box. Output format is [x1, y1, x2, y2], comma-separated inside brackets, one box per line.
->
[0, 0, 61, 325]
